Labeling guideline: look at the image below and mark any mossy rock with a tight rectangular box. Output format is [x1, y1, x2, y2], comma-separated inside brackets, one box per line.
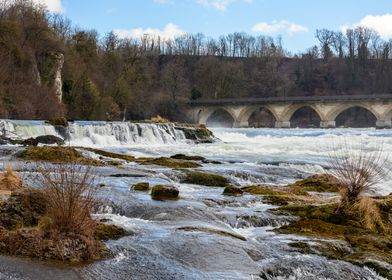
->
[181, 171, 229, 187]
[242, 185, 309, 205]
[151, 185, 179, 200]
[276, 219, 349, 238]
[0, 188, 47, 230]
[46, 117, 68, 127]
[223, 185, 243, 196]
[141, 157, 201, 168]
[170, 154, 205, 161]
[289, 174, 342, 192]
[133, 182, 150, 191]
[83, 148, 135, 161]
[94, 223, 128, 241]
[17, 146, 102, 166]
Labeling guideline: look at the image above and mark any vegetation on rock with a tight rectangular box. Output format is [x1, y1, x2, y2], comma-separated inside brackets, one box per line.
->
[133, 182, 150, 191]
[94, 223, 129, 241]
[273, 197, 392, 279]
[46, 118, 68, 127]
[181, 171, 229, 187]
[242, 185, 311, 206]
[288, 174, 342, 192]
[170, 154, 206, 161]
[151, 185, 179, 200]
[18, 146, 102, 165]
[140, 157, 201, 168]
[223, 185, 244, 196]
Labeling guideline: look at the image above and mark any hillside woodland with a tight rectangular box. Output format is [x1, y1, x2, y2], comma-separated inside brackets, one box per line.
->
[1, 0, 392, 122]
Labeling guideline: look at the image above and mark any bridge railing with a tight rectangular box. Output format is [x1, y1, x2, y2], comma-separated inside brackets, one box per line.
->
[188, 94, 392, 106]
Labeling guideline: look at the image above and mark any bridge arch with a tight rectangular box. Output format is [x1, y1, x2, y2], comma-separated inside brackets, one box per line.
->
[288, 106, 323, 128]
[333, 105, 378, 128]
[237, 106, 278, 128]
[198, 107, 237, 127]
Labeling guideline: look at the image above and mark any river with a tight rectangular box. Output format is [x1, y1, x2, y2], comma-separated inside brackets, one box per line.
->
[0, 121, 389, 279]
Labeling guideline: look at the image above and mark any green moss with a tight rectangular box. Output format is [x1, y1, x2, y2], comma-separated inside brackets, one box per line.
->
[141, 157, 201, 168]
[83, 148, 135, 161]
[181, 171, 229, 187]
[94, 223, 128, 241]
[107, 160, 122, 166]
[288, 242, 312, 254]
[46, 118, 68, 127]
[133, 182, 150, 191]
[276, 219, 348, 238]
[17, 146, 102, 166]
[151, 185, 179, 200]
[242, 186, 309, 206]
[177, 226, 246, 241]
[289, 174, 341, 192]
[170, 154, 205, 161]
[223, 186, 243, 196]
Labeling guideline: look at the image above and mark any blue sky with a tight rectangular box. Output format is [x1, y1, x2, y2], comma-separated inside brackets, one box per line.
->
[37, 0, 392, 53]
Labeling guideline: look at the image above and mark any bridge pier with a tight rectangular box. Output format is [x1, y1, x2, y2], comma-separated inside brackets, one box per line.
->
[320, 121, 336, 128]
[376, 120, 392, 129]
[233, 121, 249, 128]
[275, 121, 291, 128]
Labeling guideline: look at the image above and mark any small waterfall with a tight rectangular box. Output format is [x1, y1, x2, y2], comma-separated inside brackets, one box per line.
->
[0, 120, 187, 147]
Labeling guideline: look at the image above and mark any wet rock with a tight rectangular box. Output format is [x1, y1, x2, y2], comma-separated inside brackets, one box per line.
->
[174, 124, 216, 144]
[94, 223, 129, 241]
[181, 171, 229, 187]
[133, 182, 150, 191]
[46, 117, 68, 127]
[223, 186, 244, 196]
[170, 154, 205, 161]
[151, 185, 179, 200]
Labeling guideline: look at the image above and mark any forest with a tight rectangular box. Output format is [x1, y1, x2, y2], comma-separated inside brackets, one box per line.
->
[1, 0, 392, 122]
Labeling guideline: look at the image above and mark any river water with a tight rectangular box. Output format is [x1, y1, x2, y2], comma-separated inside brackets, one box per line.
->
[0, 121, 390, 279]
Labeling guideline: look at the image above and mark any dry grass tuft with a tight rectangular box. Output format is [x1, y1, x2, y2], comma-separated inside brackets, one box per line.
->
[355, 196, 385, 232]
[0, 162, 24, 192]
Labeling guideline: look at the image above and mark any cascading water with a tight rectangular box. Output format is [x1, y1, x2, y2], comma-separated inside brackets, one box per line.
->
[0, 120, 187, 147]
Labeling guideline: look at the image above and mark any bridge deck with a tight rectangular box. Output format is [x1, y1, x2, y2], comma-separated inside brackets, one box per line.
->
[189, 94, 392, 106]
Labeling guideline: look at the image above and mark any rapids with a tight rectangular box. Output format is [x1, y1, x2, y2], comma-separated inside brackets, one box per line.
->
[0, 120, 390, 279]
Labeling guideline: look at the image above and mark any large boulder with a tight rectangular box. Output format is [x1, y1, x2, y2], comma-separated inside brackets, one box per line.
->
[21, 135, 64, 146]
[151, 185, 179, 200]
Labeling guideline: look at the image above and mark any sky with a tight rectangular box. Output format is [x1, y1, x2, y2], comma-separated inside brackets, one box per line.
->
[33, 0, 392, 53]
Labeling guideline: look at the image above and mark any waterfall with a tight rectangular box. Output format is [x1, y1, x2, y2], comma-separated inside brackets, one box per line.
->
[0, 120, 187, 147]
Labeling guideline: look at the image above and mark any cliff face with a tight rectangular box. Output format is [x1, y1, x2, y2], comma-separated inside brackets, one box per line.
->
[52, 53, 64, 102]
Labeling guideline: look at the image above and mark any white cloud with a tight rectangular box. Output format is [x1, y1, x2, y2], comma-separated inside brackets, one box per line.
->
[114, 23, 185, 40]
[252, 20, 308, 35]
[32, 0, 63, 13]
[196, 0, 252, 11]
[341, 14, 392, 39]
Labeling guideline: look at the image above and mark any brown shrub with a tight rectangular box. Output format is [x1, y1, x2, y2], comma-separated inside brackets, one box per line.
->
[33, 163, 98, 237]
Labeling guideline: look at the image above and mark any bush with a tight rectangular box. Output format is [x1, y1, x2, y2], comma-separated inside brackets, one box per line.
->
[328, 141, 388, 231]
[33, 163, 98, 236]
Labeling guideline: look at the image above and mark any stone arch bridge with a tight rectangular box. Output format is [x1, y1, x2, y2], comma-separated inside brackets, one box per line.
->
[187, 95, 392, 128]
